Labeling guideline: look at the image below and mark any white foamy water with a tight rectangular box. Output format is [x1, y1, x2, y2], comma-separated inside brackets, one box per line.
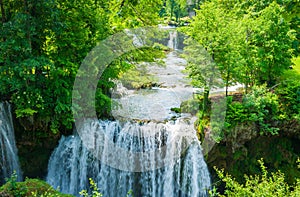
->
[0, 102, 22, 184]
[47, 119, 211, 196]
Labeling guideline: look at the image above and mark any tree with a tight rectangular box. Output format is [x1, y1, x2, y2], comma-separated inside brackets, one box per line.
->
[184, 0, 296, 95]
[183, 0, 241, 96]
[0, 0, 164, 134]
[166, 0, 188, 22]
[253, 2, 295, 86]
[108, 0, 162, 30]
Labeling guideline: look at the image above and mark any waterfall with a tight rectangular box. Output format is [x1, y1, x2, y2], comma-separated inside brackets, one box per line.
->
[0, 102, 22, 184]
[47, 29, 211, 197]
[47, 30, 212, 196]
[168, 30, 178, 50]
[47, 119, 211, 196]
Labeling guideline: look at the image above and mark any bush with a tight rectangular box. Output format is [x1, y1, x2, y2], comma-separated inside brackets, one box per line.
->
[275, 79, 300, 121]
[0, 173, 72, 197]
[225, 96, 248, 129]
[79, 178, 102, 197]
[213, 159, 300, 197]
[225, 85, 280, 135]
[243, 85, 280, 135]
[80, 178, 133, 197]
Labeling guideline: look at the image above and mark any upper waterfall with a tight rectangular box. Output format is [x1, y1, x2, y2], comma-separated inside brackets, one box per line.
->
[168, 30, 178, 50]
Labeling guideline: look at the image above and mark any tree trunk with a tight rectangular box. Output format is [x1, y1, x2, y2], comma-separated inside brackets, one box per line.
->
[170, 3, 173, 21]
[226, 65, 230, 97]
[0, 0, 6, 23]
[203, 85, 209, 114]
[245, 70, 249, 94]
[267, 63, 273, 87]
[23, 0, 32, 51]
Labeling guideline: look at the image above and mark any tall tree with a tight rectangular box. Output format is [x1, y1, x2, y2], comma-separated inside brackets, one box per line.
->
[256, 2, 295, 86]
[0, 0, 164, 134]
[166, 0, 188, 22]
[184, 0, 296, 96]
[183, 0, 241, 96]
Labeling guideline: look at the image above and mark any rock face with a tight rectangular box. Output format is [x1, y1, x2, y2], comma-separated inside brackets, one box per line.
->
[12, 112, 62, 179]
[16, 134, 60, 179]
[206, 120, 300, 187]
[224, 123, 257, 153]
[280, 119, 300, 139]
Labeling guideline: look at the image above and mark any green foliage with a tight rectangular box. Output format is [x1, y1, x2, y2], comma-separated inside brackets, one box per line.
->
[0, 0, 165, 135]
[120, 67, 157, 89]
[243, 85, 280, 135]
[292, 57, 300, 74]
[180, 98, 200, 114]
[126, 190, 134, 197]
[80, 178, 102, 197]
[118, 46, 166, 90]
[215, 159, 300, 197]
[79, 178, 134, 197]
[224, 97, 248, 129]
[164, 0, 188, 22]
[153, 42, 170, 51]
[0, 0, 109, 134]
[31, 190, 65, 197]
[183, 0, 245, 95]
[170, 107, 181, 113]
[251, 2, 295, 86]
[184, 0, 295, 94]
[225, 85, 280, 135]
[276, 60, 300, 120]
[239, 0, 300, 56]
[0, 173, 71, 197]
[108, 0, 162, 30]
[3, 172, 25, 197]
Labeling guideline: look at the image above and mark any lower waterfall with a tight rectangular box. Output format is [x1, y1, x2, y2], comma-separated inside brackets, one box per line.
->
[46, 119, 211, 197]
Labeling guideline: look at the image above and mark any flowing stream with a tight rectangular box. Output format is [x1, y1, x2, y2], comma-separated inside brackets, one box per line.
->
[47, 29, 211, 196]
[0, 102, 22, 184]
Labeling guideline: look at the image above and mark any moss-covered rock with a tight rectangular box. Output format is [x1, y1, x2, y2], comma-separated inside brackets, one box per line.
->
[0, 178, 73, 197]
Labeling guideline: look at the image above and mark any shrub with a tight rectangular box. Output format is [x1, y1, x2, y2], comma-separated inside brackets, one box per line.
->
[79, 178, 102, 197]
[79, 178, 134, 197]
[243, 85, 280, 135]
[213, 159, 300, 197]
[275, 79, 300, 121]
[225, 96, 248, 129]
[0, 174, 72, 197]
[225, 85, 280, 135]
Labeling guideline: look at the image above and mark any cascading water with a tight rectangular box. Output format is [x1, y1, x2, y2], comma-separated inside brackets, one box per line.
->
[47, 119, 211, 196]
[168, 30, 178, 50]
[0, 102, 22, 184]
[47, 28, 212, 196]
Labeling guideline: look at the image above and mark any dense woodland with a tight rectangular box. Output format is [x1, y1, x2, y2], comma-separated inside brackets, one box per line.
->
[0, 0, 300, 196]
